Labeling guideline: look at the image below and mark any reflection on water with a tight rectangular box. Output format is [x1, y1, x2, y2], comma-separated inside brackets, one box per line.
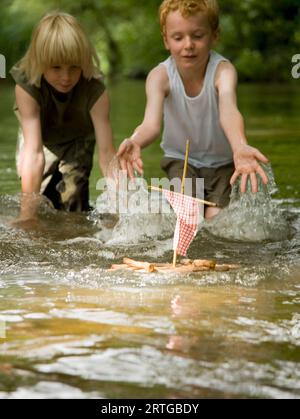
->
[0, 190, 299, 399]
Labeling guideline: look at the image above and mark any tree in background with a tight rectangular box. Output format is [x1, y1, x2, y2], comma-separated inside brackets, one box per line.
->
[1, 0, 299, 82]
[218, 0, 300, 81]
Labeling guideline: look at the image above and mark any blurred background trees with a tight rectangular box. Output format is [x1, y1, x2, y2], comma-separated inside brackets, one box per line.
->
[1, 0, 299, 81]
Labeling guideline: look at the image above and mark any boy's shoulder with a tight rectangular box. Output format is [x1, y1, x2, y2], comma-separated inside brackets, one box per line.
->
[215, 60, 237, 89]
[148, 62, 168, 78]
[78, 75, 106, 97]
[147, 62, 169, 85]
[10, 64, 42, 104]
[146, 64, 169, 96]
[82, 74, 105, 89]
[10, 64, 32, 87]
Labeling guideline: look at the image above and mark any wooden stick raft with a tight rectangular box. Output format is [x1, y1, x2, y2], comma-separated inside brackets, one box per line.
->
[109, 258, 240, 274]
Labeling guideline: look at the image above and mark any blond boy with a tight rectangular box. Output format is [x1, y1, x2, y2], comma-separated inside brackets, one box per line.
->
[10, 12, 115, 224]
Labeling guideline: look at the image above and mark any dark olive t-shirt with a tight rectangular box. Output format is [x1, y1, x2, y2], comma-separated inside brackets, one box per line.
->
[10, 66, 105, 148]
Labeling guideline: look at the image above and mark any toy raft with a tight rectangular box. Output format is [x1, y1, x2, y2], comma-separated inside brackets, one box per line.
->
[109, 141, 240, 275]
[109, 258, 240, 274]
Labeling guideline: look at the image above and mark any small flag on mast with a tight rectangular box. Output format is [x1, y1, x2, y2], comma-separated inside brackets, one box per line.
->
[163, 190, 200, 257]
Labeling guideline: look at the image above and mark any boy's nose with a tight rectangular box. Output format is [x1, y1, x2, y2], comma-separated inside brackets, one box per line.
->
[61, 70, 71, 81]
[184, 36, 194, 49]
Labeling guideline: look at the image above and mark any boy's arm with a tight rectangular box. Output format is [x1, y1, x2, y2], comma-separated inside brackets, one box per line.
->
[216, 62, 269, 193]
[90, 91, 116, 177]
[15, 85, 45, 221]
[117, 65, 168, 178]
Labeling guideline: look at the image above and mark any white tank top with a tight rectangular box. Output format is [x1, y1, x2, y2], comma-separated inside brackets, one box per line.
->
[161, 51, 233, 168]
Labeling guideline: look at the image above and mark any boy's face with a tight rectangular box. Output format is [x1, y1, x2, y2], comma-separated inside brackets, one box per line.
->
[43, 64, 82, 93]
[163, 10, 218, 69]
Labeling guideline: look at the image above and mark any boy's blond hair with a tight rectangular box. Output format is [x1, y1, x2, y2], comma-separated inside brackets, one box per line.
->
[159, 0, 219, 34]
[18, 12, 101, 87]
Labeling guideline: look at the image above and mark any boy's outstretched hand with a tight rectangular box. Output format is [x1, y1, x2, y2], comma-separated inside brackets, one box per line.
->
[117, 139, 144, 179]
[230, 144, 269, 193]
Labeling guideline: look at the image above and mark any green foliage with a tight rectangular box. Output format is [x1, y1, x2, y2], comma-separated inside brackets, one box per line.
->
[0, 0, 299, 81]
[218, 0, 300, 81]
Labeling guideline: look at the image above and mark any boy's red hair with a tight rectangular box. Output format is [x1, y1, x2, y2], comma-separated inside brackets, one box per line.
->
[159, 0, 220, 34]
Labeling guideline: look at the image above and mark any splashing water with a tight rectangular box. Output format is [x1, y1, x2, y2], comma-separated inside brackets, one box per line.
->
[205, 164, 290, 242]
[94, 163, 290, 246]
[93, 172, 176, 246]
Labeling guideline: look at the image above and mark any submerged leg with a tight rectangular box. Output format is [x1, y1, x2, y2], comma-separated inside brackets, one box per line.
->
[205, 206, 221, 220]
[57, 162, 91, 212]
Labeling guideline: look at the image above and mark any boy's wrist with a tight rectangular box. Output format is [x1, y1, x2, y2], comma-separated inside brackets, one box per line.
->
[232, 139, 248, 153]
[129, 132, 138, 142]
[128, 133, 142, 147]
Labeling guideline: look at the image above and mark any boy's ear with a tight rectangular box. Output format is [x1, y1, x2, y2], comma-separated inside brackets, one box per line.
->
[213, 29, 220, 44]
[162, 33, 170, 50]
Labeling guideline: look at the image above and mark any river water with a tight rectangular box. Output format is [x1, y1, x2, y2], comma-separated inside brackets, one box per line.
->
[0, 82, 299, 399]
